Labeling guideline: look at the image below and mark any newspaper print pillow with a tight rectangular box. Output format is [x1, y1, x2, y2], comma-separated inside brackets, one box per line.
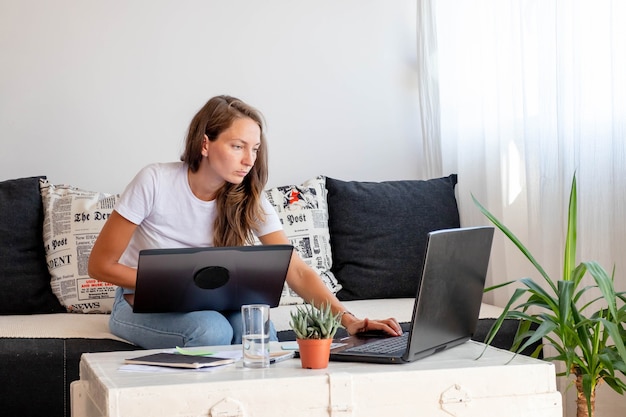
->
[39, 180, 119, 313]
[260, 176, 341, 305]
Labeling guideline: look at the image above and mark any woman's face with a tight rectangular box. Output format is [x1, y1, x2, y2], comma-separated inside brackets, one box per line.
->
[202, 117, 261, 185]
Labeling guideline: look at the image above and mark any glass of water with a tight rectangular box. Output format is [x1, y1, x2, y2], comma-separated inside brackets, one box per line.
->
[241, 304, 270, 368]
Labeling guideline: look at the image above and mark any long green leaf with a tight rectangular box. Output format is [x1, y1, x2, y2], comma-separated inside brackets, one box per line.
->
[479, 288, 528, 356]
[520, 277, 559, 312]
[585, 261, 618, 319]
[563, 174, 577, 281]
[600, 319, 626, 370]
[515, 320, 556, 354]
[471, 194, 556, 292]
[557, 280, 574, 334]
[484, 280, 517, 292]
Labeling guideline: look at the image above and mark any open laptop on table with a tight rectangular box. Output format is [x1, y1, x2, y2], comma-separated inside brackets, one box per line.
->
[329, 226, 494, 364]
[132, 244, 293, 313]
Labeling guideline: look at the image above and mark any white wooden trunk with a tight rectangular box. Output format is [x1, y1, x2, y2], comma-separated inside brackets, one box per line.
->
[71, 341, 562, 417]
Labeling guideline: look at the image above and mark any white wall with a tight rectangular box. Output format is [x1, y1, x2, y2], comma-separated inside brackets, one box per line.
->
[0, 0, 421, 193]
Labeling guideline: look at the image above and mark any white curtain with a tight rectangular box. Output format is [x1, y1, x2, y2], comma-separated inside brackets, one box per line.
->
[418, 2, 626, 413]
[418, 0, 626, 306]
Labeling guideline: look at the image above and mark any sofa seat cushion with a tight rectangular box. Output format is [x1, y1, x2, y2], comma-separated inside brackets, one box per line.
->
[0, 314, 130, 343]
[270, 299, 503, 334]
[0, 302, 503, 341]
[0, 303, 408, 340]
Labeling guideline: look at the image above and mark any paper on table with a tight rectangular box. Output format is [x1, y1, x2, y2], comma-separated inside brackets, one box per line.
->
[175, 346, 216, 356]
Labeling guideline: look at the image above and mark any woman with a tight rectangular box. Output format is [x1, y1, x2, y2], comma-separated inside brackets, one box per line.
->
[88, 95, 402, 349]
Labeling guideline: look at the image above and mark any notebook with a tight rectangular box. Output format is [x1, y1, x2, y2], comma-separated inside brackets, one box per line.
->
[124, 352, 235, 369]
[329, 226, 494, 364]
[132, 244, 293, 313]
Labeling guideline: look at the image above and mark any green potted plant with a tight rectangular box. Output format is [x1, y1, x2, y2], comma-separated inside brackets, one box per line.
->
[289, 302, 343, 369]
[473, 174, 626, 417]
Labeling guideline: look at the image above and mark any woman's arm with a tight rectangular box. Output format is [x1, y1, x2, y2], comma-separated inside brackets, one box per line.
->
[88, 210, 139, 289]
[258, 230, 402, 336]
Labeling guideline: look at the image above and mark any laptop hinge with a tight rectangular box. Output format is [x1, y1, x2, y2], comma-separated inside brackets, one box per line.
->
[328, 372, 354, 416]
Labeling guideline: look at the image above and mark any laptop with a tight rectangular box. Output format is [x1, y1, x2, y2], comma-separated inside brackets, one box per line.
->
[329, 226, 494, 364]
[132, 244, 293, 313]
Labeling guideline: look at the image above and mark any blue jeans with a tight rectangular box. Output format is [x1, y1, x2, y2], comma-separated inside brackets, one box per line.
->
[109, 287, 278, 349]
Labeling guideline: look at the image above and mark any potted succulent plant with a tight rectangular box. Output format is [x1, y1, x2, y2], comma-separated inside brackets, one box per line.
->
[473, 174, 626, 417]
[289, 302, 343, 369]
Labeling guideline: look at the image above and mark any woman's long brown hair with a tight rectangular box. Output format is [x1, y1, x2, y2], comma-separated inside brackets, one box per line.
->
[180, 95, 268, 247]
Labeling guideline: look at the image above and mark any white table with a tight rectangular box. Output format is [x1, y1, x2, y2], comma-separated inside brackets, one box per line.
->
[71, 340, 562, 417]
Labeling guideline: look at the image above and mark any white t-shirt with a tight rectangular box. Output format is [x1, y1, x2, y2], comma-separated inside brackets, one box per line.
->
[116, 162, 282, 270]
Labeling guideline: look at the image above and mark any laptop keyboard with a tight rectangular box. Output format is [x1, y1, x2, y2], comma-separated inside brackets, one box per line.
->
[344, 332, 409, 354]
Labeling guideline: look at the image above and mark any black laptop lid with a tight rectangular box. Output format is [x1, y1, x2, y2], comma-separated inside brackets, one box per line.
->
[403, 226, 494, 361]
[329, 226, 494, 364]
[132, 244, 293, 313]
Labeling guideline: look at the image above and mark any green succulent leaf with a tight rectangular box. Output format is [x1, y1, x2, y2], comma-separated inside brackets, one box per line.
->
[289, 301, 344, 339]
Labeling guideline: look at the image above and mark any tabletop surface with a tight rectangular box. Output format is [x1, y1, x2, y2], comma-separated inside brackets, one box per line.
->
[79, 340, 556, 391]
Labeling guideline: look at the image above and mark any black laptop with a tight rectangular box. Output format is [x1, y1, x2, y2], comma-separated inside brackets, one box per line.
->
[132, 244, 293, 313]
[329, 226, 494, 364]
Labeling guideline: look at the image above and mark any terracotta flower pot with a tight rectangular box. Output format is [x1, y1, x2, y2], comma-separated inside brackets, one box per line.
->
[296, 338, 332, 369]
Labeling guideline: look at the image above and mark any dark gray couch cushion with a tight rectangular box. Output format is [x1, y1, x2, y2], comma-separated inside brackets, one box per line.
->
[0, 176, 65, 314]
[326, 175, 460, 300]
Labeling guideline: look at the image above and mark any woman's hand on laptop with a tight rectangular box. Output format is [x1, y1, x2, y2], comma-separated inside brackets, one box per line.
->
[344, 316, 403, 337]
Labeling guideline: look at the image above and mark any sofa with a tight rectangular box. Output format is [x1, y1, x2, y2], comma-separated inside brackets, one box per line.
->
[0, 173, 525, 417]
